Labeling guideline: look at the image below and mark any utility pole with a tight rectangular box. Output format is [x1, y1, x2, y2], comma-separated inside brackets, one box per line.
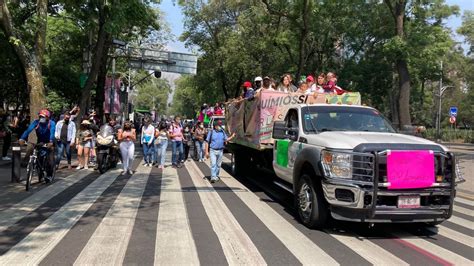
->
[437, 61, 443, 140]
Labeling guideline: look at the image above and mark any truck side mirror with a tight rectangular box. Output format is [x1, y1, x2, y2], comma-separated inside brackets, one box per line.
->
[272, 121, 287, 139]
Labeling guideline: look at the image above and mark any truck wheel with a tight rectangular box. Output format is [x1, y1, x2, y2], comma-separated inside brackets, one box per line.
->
[296, 174, 328, 228]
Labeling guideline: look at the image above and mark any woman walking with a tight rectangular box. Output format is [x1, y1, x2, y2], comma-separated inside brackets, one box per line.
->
[154, 122, 169, 169]
[141, 117, 155, 167]
[76, 120, 94, 170]
[118, 121, 136, 175]
[193, 121, 207, 162]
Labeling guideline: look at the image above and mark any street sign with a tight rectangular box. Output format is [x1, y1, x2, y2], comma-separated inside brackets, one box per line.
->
[449, 116, 456, 124]
[123, 48, 198, 75]
[449, 106, 458, 117]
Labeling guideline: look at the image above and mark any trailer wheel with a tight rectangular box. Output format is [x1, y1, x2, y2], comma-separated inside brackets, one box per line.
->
[296, 174, 328, 228]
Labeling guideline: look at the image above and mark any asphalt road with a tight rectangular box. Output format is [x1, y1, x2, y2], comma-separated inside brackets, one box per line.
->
[0, 149, 472, 265]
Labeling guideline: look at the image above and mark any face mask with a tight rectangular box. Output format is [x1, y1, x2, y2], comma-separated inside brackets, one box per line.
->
[199, 125, 204, 129]
[39, 117, 47, 124]
[64, 118, 70, 123]
[185, 129, 189, 133]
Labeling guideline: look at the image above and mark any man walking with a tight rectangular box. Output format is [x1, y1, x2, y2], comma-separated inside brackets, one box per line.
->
[205, 120, 235, 183]
[55, 111, 76, 169]
[169, 116, 184, 168]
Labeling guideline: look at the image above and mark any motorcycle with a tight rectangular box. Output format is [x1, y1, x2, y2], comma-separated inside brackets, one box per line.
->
[96, 124, 119, 174]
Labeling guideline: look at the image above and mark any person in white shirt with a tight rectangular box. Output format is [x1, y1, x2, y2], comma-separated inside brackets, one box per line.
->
[141, 117, 155, 167]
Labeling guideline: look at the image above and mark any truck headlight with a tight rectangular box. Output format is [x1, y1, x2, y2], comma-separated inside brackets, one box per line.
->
[321, 150, 352, 179]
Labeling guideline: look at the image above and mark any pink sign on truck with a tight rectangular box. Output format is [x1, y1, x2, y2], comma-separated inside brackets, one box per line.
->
[386, 150, 435, 189]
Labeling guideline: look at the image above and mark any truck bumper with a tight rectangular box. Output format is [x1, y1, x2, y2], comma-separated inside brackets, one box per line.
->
[322, 181, 454, 223]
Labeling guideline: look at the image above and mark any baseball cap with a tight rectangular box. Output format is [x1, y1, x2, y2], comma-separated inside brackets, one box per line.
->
[254, 76, 263, 82]
[263, 76, 271, 80]
[217, 120, 223, 126]
[38, 109, 50, 118]
[243, 81, 252, 88]
[306, 75, 314, 82]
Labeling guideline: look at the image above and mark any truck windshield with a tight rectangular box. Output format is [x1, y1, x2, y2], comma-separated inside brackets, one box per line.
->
[301, 106, 396, 133]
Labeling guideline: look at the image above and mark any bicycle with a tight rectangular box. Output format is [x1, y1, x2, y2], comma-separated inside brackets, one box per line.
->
[25, 142, 55, 191]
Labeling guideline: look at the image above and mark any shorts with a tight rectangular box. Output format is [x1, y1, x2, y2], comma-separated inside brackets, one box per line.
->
[80, 141, 92, 148]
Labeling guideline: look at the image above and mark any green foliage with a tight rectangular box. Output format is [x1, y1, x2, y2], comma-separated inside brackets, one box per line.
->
[134, 74, 170, 116]
[46, 90, 69, 115]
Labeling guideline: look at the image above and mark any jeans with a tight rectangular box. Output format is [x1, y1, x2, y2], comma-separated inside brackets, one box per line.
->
[155, 140, 168, 166]
[55, 141, 71, 165]
[210, 149, 223, 179]
[195, 140, 205, 160]
[142, 143, 155, 164]
[120, 140, 135, 171]
[171, 141, 183, 165]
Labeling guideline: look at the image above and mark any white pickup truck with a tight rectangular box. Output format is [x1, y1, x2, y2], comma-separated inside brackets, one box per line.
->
[227, 98, 461, 228]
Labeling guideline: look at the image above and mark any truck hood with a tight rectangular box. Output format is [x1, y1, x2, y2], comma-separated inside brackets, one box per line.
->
[306, 131, 447, 151]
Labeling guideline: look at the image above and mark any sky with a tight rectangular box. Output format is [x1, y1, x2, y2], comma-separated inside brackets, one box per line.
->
[159, 0, 473, 54]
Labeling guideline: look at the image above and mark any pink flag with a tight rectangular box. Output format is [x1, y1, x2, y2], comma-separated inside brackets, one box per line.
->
[104, 77, 121, 114]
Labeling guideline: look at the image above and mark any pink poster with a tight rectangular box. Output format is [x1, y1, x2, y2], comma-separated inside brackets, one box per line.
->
[104, 77, 121, 114]
[387, 150, 435, 190]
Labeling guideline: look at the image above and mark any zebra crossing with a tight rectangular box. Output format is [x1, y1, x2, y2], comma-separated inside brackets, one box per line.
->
[0, 156, 472, 265]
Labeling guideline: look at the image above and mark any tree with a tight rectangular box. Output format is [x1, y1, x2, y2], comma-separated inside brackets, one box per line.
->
[0, 0, 49, 120]
[134, 75, 170, 116]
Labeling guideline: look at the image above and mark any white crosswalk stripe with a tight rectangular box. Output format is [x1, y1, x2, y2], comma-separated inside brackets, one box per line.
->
[74, 163, 150, 265]
[0, 156, 472, 266]
[0, 168, 122, 265]
[0, 170, 91, 232]
[455, 197, 474, 207]
[154, 166, 199, 265]
[187, 161, 267, 265]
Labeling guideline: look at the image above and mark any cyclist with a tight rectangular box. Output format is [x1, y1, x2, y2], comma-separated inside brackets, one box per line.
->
[19, 109, 56, 183]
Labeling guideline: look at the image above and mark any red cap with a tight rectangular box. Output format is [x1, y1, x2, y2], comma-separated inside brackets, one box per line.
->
[38, 109, 50, 118]
[306, 75, 314, 82]
[243, 81, 252, 88]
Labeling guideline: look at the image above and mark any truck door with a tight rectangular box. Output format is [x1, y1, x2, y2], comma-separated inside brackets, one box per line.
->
[273, 109, 300, 183]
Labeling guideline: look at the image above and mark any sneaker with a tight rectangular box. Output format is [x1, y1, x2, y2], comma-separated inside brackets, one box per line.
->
[84, 165, 89, 170]
[127, 169, 134, 175]
[67, 165, 72, 170]
[76, 165, 83, 170]
[143, 162, 148, 166]
[121, 170, 126, 175]
[2, 156, 11, 161]
[44, 176, 52, 183]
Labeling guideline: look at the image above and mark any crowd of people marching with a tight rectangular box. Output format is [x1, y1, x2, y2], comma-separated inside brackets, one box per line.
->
[0, 71, 342, 182]
[240, 72, 346, 100]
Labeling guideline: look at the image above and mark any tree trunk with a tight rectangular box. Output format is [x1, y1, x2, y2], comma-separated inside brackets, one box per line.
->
[78, 7, 108, 121]
[295, 0, 309, 82]
[0, 0, 47, 123]
[94, 36, 111, 123]
[397, 59, 411, 127]
[385, 0, 411, 128]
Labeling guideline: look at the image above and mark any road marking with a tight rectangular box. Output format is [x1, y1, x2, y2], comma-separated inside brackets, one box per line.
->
[453, 205, 474, 217]
[448, 215, 474, 230]
[154, 166, 199, 265]
[426, 225, 474, 248]
[455, 197, 474, 207]
[187, 161, 267, 265]
[0, 169, 122, 265]
[74, 163, 150, 265]
[215, 160, 339, 265]
[392, 232, 472, 265]
[0, 170, 91, 232]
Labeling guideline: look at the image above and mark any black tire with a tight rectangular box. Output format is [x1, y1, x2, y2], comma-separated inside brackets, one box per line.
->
[26, 161, 34, 191]
[97, 153, 107, 174]
[295, 174, 329, 228]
